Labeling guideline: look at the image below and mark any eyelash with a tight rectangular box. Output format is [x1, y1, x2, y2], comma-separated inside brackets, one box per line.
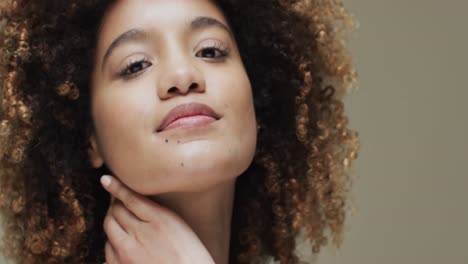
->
[119, 56, 152, 77]
[196, 41, 230, 60]
[119, 42, 230, 78]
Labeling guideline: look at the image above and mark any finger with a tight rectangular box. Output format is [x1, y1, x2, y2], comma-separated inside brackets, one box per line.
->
[109, 199, 141, 234]
[103, 213, 129, 246]
[105, 241, 119, 264]
[101, 175, 153, 222]
[105, 195, 115, 216]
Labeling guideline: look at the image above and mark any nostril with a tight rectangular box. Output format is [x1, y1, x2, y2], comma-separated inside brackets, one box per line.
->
[167, 83, 198, 94]
[168, 87, 178, 93]
[189, 83, 198, 90]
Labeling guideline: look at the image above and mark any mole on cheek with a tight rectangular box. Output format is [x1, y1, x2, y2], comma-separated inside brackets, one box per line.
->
[180, 162, 184, 167]
[165, 139, 168, 143]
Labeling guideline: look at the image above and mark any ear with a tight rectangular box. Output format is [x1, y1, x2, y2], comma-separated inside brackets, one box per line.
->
[88, 133, 104, 168]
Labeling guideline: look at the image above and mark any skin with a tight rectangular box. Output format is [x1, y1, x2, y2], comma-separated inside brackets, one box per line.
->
[101, 175, 216, 263]
[87, 0, 257, 263]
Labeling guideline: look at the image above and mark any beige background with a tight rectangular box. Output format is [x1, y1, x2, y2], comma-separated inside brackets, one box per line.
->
[299, 0, 468, 263]
[2, 0, 468, 263]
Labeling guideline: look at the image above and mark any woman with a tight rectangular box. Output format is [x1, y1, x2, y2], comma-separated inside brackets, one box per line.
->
[0, 0, 359, 263]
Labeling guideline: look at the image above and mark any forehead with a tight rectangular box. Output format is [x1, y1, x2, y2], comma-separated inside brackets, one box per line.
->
[98, 0, 227, 40]
[94, 0, 228, 61]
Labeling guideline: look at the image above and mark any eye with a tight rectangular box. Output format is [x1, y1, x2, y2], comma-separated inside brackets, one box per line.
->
[119, 57, 152, 77]
[195, 40, 230, 59]
[196, 47, 229, 58]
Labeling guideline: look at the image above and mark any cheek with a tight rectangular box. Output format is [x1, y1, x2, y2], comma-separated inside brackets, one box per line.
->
[213, 68, 256, 131]
[210, 68, 257, 161]
[92, 90, 152, 137]
[210, 63, 254, 107]
[91, 89, 156, 170]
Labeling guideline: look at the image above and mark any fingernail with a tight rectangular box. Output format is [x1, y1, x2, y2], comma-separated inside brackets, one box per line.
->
[101, 175, 111, 187]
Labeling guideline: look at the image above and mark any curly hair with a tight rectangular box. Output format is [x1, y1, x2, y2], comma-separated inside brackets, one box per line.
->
[0, 0, 360, 263]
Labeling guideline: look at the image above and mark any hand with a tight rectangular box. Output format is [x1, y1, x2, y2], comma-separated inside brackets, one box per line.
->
[100, 175, 215, 264]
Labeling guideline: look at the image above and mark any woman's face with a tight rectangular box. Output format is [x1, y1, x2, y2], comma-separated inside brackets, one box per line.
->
[88, 0, 257, 195]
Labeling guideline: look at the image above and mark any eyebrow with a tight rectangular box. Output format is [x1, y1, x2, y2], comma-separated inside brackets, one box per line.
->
[101, 16, 233, 71]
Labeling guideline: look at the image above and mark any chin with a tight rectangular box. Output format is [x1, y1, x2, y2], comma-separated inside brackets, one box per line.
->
[132, 169, 237, 195]
[134, 148, 255, 195]
[122, 131, 257, 195]
[172, 155, 253, 192]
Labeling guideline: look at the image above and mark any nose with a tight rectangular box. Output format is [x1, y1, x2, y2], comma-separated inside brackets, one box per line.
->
[157, 57, 206, 100]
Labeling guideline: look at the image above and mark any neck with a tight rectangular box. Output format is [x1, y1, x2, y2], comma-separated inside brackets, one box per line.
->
[150, 178, 236, 264]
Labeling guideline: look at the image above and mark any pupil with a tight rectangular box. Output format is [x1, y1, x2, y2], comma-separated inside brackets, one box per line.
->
[131, 64, 141, 72]
[204, 49, 215, 58]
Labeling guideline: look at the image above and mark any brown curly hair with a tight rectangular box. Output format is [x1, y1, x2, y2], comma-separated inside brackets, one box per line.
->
[0, 0, 360, 263]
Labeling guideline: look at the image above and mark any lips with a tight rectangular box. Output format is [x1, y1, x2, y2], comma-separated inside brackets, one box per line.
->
[157, 102, 221, 132]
